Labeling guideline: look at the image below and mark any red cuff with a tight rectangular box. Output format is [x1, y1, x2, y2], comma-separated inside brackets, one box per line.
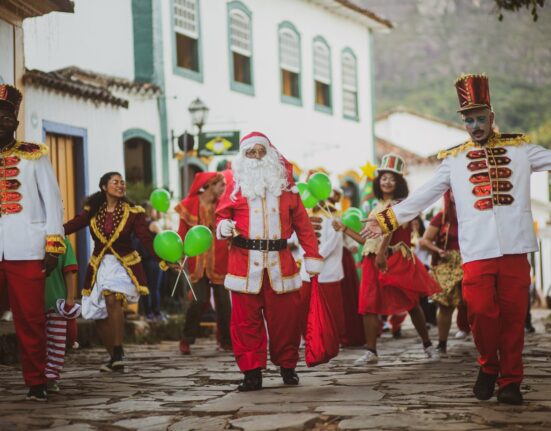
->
[63, 264, 79, 273]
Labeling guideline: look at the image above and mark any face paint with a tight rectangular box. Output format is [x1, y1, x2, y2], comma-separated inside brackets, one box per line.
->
[461, 108, 493, 143]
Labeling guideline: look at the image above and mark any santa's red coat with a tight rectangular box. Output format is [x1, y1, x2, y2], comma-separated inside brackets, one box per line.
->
[216, 189, 322, 294]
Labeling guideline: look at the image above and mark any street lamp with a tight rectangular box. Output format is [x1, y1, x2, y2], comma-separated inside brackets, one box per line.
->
[188, 98, 209, 134]
[179, 98, 209, 196]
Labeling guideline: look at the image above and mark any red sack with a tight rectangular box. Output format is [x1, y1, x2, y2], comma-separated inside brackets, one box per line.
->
[305, 276, 339, 367]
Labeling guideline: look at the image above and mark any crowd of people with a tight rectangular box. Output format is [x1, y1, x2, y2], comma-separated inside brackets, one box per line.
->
[0, 73, 546, 405]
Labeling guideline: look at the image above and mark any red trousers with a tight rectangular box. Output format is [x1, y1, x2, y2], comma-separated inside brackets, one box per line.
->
[300, 280, 346, 344]
[462, 254, 530, 388]
[0, 260, 46, 386]
[230, 271, 302, 371]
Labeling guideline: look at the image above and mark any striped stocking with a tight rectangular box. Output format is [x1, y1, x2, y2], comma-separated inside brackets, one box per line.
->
[45, 310, 67, 381]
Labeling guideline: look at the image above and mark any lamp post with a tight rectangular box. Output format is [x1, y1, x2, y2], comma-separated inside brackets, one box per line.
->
[177, 98, 209, 196]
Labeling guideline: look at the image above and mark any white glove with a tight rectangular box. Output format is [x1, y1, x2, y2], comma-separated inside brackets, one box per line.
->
[219, 219, 236, 238]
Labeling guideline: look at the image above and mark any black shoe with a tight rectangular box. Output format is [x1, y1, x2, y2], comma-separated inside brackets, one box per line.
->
[497, 383, 523, 405]
[111, 346, 125, 371]
[26, 384, 47, 402]
[237, 368, 262, 392]
[280, 367, 299, 385]
[392, 329, 402, 339]
[473, 368, 498, 400]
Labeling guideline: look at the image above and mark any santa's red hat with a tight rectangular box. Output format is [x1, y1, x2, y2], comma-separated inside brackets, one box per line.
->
[239, 131, 296, 190]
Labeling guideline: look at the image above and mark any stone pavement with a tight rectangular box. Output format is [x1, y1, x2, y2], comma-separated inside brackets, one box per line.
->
[0, 310, 550, 431]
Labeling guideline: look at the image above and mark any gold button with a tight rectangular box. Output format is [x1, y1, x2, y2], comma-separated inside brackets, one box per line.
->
[254, 261, 260, 266]
[255, 209, 260, 213]
[272, 208, 276, 212]
[273, 235, 277, 239]
[271, 261, 277, 267]
[255, 235, 260, 239]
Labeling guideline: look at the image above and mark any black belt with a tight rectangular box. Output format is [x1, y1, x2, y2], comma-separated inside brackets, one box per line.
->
[232, 236, 287, 252]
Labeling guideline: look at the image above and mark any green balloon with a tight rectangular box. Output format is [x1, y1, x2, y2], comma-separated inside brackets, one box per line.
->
[150, 189, 171, 213]
[153, 230, 184, 263]
[297, 182, 319, 209]
[346, 207, 363, 218]
[342, 210, 363, 233]
[307, 172, 332, 200]
[184, 225, 213, 257]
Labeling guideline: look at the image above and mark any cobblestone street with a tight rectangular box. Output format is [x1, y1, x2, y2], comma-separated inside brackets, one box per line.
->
[1, 310, 550, 431]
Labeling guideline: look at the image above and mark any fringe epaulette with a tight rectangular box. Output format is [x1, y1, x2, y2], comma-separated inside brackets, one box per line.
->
[437, 133, 530, 160]
[0, 141, 48, 160]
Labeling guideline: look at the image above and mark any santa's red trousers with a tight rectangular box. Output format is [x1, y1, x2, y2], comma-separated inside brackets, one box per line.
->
[299, 280, 346, 343]
[462, 254, 530, 388]
[0, 260, 46, 386]
[230, 270, 302, 371]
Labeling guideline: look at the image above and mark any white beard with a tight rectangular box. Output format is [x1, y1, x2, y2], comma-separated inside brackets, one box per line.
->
[232, 148, 288, 199]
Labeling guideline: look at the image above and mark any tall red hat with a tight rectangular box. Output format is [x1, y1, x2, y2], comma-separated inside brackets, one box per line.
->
[0, 84, 23, 116]
[454, 74, 491, 113]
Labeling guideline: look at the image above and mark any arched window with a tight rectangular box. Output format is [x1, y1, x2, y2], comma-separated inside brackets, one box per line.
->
[124, 138, 153, 186]
[342, 48, 359, 120]
[313, 36, 332, 113]
[173, 0, 202, 81]
[278, 22, 301, 104]
[228, 2, 254, 95]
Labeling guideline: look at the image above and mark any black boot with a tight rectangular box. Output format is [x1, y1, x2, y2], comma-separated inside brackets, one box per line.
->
[280, 367, 299, 385]
[237, 368, 262, 392]
[497, 383, 523, 405]
[473, 367, 497, 400]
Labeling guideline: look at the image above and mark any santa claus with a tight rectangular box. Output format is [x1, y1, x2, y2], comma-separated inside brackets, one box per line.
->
[216, 131, 322, 391]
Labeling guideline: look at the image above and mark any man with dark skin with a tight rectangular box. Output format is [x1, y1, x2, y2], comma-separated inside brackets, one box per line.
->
[0, 84, 65, 401]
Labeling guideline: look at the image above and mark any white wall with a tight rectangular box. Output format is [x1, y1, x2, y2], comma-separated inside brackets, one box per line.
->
[0, 17, 14, 84]
[161, 0, 376, 196]
[23, 0, 134, 79]
[24, 87, 124, 193]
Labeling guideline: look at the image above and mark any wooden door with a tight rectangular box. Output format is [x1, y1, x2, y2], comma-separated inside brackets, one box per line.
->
[45, 133, 77, 256]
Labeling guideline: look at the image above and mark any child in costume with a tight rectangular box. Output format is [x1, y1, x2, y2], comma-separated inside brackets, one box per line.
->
[44, 237, 80, 393]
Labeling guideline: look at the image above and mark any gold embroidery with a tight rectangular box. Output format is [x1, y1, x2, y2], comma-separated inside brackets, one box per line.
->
[0, 141, 48, 160]
[45, 234, 67, 254]
[121, 250, 141, 266]
[437, 133, 530, 160]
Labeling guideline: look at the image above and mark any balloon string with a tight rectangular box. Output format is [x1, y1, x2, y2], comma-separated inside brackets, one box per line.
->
[316, 203, 332, 218]
[170, 269, 182, 297]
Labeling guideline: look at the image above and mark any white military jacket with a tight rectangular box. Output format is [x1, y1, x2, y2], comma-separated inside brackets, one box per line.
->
[375, 134, 551, 264]
[0, 141, 65, 260]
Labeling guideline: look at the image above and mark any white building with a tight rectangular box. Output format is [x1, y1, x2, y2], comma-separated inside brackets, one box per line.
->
[23, 0, 392, 200]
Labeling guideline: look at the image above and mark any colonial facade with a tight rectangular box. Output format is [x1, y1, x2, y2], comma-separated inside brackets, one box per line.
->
[22, 0, 391, 199]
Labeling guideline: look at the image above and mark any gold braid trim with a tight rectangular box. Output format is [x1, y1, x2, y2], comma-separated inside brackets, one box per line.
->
[0, 141, 48, 160]
[102, 290, 128, 307]
[81, 288, 91, 297]
[121, 250, 141, 266]
[159, 260, 169, 271]
[45, 234, 67, 254]
[111, 248, 150, 296]
[437, 133, 531, 160]
[89, 203, 130, 287]
[128, 205, 145, 214]
[375, 208, 399, 235]
[89, 203, 150, 295]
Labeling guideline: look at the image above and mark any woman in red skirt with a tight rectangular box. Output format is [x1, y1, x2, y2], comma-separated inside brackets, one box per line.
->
[333, 154, 440, 364]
